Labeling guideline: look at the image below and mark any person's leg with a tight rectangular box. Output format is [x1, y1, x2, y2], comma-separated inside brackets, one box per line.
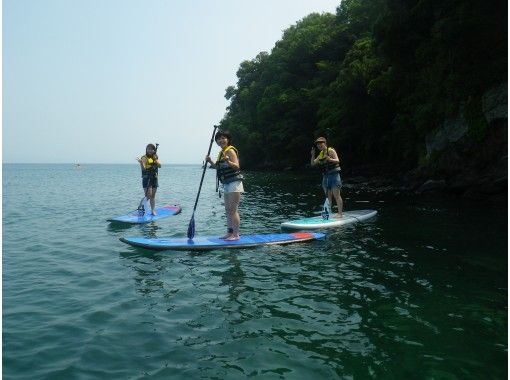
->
[148, 187, 157, 215]
[220, 202, 233, 239]
[224, 192, 241, 240]
[331, 187, 343, 218]
[140, 176, 149, 213]
[324, 175, 334, 215]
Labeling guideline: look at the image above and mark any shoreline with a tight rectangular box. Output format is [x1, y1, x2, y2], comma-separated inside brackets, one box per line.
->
[243, 164, 508, 201]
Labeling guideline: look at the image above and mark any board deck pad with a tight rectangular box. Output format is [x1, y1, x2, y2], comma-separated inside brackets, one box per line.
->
[120, 232, 325, 251]
[281, 209, 377, 230]
[108, 204, 182, 224]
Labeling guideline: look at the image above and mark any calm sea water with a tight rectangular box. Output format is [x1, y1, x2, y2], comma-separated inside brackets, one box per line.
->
[3, 164, 507, 379]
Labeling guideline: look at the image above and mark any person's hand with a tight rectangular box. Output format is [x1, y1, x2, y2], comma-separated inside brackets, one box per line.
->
[136, 157, 142, 163]
[205, 155, 212, 163]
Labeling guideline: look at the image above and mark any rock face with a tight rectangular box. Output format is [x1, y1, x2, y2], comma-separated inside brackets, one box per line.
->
[416, 179, 446, 193]
[425, 115, 468, 159]
[482, 82, 508, 124]
[416, 82, 507, 198]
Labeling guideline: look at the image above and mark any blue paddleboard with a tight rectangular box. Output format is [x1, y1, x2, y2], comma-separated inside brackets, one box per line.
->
[108, 204, 182, 224]
[120, 232, 325, 251]
[281, 210, 377, 230]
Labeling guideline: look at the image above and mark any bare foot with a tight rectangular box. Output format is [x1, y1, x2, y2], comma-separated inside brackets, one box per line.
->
[225, 235, 240, 241]
[151, 210, 158, 216]
[219, 233, 232, 239]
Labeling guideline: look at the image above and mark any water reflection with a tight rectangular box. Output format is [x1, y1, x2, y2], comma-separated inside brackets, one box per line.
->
[214, 253, 246, 301]
[145, 222, 164, 238]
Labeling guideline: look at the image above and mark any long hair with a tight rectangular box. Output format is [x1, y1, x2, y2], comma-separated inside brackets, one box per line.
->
[145, 143, 157, 158]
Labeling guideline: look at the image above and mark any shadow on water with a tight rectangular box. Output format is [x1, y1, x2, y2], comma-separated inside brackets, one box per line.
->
[108, 219, 166, 235]
[106, 221, 133, 232]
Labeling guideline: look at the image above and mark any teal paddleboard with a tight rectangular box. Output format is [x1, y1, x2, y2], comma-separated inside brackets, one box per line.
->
[281, 209, 377, 230]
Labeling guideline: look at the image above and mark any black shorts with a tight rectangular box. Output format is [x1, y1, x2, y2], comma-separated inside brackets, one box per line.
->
[142, 175, 158, 189]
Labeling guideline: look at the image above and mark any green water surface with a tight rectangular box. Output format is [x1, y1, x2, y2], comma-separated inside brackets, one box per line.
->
[3, 164, 507, 379]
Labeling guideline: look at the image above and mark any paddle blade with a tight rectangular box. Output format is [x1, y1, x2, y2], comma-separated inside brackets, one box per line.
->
[321, 199, 331, 220]
[187, 214, 195, 240]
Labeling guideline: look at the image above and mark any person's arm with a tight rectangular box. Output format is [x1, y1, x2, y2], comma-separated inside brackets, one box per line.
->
[325, 148, 340, 164]
[205, 155, 216, 168]
[311, 147, 319, 166]
[154, 154, 162, 168]
[224, 150, 240, 171]
[136, 156, 145, 170]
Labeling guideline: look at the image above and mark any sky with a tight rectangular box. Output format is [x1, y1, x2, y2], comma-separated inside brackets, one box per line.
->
[3, 0, 340, 164]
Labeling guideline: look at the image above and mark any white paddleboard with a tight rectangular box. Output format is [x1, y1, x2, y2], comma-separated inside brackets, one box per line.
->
[281, 209, 377, 230]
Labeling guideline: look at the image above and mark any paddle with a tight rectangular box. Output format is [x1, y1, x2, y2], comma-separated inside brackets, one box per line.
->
[321, 198, 331, 220]
[321, 128, 332, 220]
[137, 143, 159, 215]
[187, 125, 218, 239]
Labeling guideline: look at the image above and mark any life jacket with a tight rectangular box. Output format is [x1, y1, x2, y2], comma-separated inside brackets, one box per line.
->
[216, 145, 243, 184]
[141, 155, 158, 177]
[318, 147, 341, 174]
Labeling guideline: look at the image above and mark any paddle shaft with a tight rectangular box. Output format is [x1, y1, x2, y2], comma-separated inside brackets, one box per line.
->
[323, 129, 332, 218]
[191, 126, 218, 213]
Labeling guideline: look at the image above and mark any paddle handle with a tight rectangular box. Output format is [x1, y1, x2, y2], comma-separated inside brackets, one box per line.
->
[205, 128, 216, 158]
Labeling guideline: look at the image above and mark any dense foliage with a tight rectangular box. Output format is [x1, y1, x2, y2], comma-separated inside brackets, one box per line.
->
[220, 0, 507, 170]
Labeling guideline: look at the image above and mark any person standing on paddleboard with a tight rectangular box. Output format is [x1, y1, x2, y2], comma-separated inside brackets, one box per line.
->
[311, 137, 343, 218]
[205, 130, 244, 241]
[136, 143, 161, 216]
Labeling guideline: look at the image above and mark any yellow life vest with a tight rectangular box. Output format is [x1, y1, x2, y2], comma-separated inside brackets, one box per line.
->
[141, 155, 158, 177]
[216, 145, 238, 161]
[318, 148, 341, 174]
[216, 145, 242, 184]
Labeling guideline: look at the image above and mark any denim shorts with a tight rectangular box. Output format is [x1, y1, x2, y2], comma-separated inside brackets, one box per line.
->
[322, 172, 342, 192]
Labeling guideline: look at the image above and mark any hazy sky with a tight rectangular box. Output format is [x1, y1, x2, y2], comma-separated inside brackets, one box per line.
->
[3, 0, 339, 164]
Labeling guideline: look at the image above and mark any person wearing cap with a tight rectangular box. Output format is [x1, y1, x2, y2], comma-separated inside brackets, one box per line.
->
[311, 137, 343, 218]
